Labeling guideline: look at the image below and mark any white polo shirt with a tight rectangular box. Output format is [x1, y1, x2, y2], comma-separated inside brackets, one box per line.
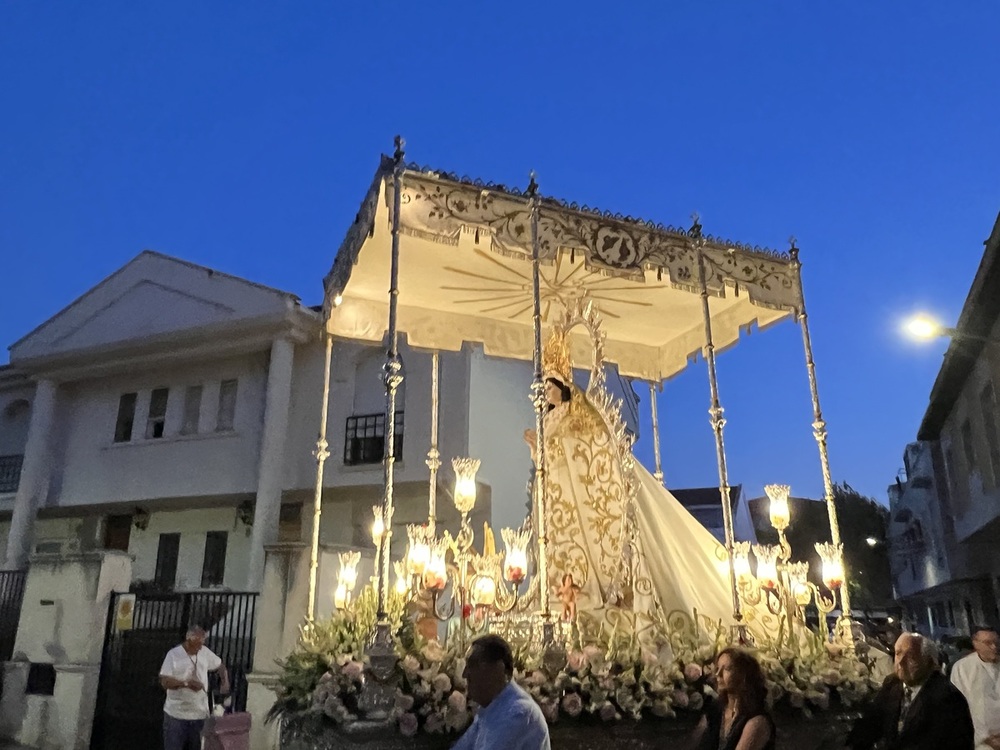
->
[950, 652, 1000, 749]
[159, 644, 222, 720]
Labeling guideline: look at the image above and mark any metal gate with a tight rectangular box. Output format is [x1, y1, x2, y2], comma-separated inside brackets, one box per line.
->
[0, 570, 27, 664]
[90, 591, 258, 750]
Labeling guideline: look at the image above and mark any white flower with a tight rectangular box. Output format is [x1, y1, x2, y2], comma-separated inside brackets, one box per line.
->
[432, 673, 452, 694]
[401, 655, 420, 676]
[421, 640, 447, 664]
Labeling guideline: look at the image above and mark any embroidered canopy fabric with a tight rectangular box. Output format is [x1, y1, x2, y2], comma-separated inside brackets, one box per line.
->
[324, 157, 801, 381]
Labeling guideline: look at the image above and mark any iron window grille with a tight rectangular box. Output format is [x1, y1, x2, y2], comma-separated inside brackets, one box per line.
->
[0, 455, 23, 494]
[344, 411, 404, 466]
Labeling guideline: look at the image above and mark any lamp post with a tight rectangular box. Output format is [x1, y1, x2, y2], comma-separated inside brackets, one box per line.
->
[903, 314, 1000, 345]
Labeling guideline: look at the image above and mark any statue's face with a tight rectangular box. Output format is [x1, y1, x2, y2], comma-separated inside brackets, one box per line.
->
[544, 380, 563, 406]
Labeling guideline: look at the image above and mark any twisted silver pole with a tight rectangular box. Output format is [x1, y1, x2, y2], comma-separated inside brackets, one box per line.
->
[307, 332, 333, 622]
[376, 136, 406, 622]
[694, 227, 742, 624]
[789, 240, 851, 618]
[649, 381, 664, 485]
[527, 173, 551, 630]
[426, 350, 441, 535]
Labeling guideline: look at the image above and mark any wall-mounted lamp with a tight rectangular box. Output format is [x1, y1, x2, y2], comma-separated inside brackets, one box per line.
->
[236, 500, 255, 536]
[132, 507, 150, 531]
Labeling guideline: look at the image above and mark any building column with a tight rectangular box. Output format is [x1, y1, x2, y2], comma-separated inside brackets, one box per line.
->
[247, 338, 296, 591]
[4, 379, 57, 571]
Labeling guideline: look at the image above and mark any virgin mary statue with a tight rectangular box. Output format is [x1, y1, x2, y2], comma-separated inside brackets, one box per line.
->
[524, 316, 737, 632]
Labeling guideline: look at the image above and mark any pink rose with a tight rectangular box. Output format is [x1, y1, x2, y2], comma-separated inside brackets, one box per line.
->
[671, 689, 689, 709]
[561, 692, 583, 717]
[432, 673, 452, 694]
[541, 698, 559, 723]
[583, 645, 606, 669]
[424, 711, 445, 734]
[396, 693, 415, 712]
[688, 692, 704, 712]
[447, 690, 467, 714]
[683, 663, 703, 683]
[651, 699, 671, 718]
[398, 712, 418, 737]
[599, 701, 618, 722]
[567, 650, 586, 672]
[343, 660, 364, 682]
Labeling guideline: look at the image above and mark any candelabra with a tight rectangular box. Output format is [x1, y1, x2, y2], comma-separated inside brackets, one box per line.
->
[734, 484, 847, 647]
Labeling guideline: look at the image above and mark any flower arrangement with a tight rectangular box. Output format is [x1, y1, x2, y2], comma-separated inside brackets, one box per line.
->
[270, 595, 884, 737]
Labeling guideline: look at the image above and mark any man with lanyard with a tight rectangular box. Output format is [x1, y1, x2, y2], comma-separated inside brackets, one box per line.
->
[159, 625, 230, 750]
[453, 634, 550, 750]
[951, 626, 1000, 749]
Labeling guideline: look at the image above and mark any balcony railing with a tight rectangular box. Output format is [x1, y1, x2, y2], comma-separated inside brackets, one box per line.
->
[344, 412, 403, 466]
[0, 455, 23, 494]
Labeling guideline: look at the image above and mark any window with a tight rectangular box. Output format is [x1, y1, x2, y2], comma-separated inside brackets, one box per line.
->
[145, 388, 169, 439]
[114, 393, 137, 443]
[981, 383, 1000, 487]
[344, 411, 404, 465]
[216, 379, 238, 431]
[103, 514, 132, 552]
[278, 503, 302, 542]
[180, 385, 203, 436]
[154, 533, 181, 589]
[961, 419, 977, 474]
[200, 531, 228, 588]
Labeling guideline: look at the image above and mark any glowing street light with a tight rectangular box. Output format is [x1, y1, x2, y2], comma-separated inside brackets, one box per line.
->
[904, 314, 998, 345]
[904, 314, 945, 340]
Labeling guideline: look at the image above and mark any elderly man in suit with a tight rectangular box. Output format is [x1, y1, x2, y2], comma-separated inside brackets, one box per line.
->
[847, 631, 974, 750]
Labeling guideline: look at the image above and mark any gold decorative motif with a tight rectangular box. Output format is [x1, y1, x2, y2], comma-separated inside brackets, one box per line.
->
[542, 327, 573, 384]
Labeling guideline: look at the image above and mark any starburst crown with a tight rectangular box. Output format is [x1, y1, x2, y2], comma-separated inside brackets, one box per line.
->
[542, 327, 573, 385]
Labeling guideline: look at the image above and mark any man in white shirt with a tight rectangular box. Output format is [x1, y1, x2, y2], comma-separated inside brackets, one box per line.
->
[453, 634, 550, 750]
[159, 625, 230, 750]
[951, 626, 1000, 750]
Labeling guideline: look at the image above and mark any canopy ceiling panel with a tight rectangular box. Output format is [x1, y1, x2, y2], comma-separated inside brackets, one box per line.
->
[323, 158, 801, 381]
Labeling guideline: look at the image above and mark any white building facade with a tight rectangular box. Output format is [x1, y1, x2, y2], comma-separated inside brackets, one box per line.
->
[0, 250, 644, 597]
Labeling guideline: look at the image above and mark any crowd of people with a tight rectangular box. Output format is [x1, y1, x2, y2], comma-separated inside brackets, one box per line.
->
[445, 624, 999, 750]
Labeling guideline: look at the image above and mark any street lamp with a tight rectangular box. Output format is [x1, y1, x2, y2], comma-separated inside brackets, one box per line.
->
[904, 314, 948, 341]
[904, 314, 999, 345]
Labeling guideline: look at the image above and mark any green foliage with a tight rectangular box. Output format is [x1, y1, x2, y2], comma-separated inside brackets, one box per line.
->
[265, 585, 408, 724]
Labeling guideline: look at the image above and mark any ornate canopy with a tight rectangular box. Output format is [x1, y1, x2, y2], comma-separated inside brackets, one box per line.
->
[323, 156, 802, 381]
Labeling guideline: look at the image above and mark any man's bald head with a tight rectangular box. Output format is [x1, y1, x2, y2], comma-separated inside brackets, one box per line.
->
[894, 632, 937, 686]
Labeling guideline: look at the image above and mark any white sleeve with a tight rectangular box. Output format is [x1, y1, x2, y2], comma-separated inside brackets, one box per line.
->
[158, 650, 175, 678]
[205, 647, 223, 671]
[949, 659, 968, 692]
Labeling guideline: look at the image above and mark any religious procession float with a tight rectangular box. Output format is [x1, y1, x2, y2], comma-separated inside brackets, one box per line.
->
[271, 139, 887, 748]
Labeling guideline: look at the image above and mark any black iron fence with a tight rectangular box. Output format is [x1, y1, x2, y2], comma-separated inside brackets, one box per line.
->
[0, 455, 23, 494]
[90, 591, 258, 750]
[0, 570, 27, 663]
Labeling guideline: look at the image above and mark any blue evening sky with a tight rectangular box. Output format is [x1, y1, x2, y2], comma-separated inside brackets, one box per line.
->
[2, 3, 998, 507]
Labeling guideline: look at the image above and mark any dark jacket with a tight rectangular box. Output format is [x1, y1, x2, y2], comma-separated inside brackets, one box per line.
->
[846, 671, 974, 750]
[697, 697, 775, 750]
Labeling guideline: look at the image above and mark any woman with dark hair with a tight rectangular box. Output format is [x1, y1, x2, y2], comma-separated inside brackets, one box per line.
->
[688, 647, 775, 750]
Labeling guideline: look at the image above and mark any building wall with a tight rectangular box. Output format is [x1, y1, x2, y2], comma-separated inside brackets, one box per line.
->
[468, 349, 536, 535]
[128, 506, 254, 590]
[936, 317, 1000, 542]
[50, 353, 268, 508]
[0, 382, 33, 457]
[888, 442, 951, 600]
